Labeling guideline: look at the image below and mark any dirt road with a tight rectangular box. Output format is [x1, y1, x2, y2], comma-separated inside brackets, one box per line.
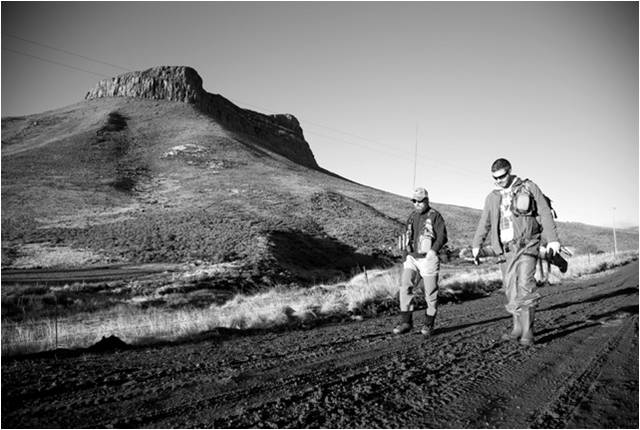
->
[2, 262, 638, 428]
[0, 264, 180, 285]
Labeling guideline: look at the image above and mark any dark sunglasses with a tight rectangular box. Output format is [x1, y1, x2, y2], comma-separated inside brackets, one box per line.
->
[411, 198, 428, 204]
[492, 171, 509, 181]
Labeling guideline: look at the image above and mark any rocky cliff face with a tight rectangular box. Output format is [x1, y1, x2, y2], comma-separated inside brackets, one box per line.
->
[85, 66, 318, 169]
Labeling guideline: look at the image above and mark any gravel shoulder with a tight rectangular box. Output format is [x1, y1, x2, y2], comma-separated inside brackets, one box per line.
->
[2, 262, 638, 428]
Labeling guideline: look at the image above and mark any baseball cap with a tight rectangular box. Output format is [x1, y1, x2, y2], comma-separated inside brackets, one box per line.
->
[412, 187, 429, 201]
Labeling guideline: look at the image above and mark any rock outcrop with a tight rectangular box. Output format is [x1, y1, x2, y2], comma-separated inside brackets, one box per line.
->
[85, 66, 318, 169]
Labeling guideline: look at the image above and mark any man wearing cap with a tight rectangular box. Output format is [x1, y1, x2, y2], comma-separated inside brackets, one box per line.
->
[472, 158, 561, 346]
[394, 187, 448, 336]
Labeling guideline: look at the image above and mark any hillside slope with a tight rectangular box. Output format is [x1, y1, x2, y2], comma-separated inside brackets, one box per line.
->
[1, 91, 416, 283]
[2, 67, 637, 286]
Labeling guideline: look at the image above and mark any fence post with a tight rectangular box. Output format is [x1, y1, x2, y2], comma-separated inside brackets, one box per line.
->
[54, 294, 58, 350]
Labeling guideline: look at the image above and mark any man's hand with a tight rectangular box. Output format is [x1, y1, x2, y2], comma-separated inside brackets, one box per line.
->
[427, 249, 437, 259]
[547, 241, 561, 255]
[472, 247, 480, 265]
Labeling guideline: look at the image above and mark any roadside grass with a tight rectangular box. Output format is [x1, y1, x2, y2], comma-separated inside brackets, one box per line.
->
[1, 250, 637, 356]
[563, 251, 639, 278]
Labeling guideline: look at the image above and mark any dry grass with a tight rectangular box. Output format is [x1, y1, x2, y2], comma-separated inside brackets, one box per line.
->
[563, 250, 638, 278]
[1, 307, 223, 355]
[3, 250, 636, 356]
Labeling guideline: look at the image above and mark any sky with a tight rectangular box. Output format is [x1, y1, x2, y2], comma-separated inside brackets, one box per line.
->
[2, 1, 638, 229]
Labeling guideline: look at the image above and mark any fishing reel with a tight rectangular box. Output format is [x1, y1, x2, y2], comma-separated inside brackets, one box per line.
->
[544, 248, 569, 273]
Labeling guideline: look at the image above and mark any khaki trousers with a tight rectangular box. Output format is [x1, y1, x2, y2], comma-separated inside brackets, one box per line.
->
[399, 254, 440, 315]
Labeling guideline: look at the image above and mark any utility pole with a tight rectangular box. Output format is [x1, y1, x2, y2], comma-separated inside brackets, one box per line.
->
[412, 124, 418, 189]
[612, 207, 618, 257]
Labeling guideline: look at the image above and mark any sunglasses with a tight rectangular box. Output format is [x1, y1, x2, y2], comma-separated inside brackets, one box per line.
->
[411, 198, 428, 204]
[492, 171, 509, 181]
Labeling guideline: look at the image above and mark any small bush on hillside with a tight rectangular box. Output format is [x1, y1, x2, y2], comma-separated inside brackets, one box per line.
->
[97, 111, 128, 134]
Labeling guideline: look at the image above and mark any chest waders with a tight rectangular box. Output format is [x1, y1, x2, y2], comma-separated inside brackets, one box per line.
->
[501, 239, 540, 346]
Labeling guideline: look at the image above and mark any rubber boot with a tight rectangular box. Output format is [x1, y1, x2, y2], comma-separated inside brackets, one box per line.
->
[392, 311, 413, 334]
[519, 308, 535, 346]
[420, 314, 436, 336]
[421, 275, 438, 336]
[501, 313, 522, 341]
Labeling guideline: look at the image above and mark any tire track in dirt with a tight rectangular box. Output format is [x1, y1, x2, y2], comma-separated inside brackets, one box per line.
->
[87, 336, 418, 427]
[531, 314, 638, 427]
[150, 310, 549, 427]
[425, 263, 639, 428]
[114, 330, 481, 427]
[565, 314, 639, 428]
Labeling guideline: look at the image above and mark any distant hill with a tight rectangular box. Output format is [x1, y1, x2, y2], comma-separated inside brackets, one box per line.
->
[2, 66, 637, 286]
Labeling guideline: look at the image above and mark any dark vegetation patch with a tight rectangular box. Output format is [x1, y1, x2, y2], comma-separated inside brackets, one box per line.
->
[97, 111, 128, 134]
[90, 111, 149, 192]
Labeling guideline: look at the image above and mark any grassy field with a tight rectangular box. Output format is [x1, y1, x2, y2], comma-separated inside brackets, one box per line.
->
[2, 250, 636, 356]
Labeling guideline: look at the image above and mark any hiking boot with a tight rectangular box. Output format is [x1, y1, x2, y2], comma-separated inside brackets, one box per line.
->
[420, 314, 436, 336]
[392, 311, 413, 334]
[393, 323, 413, 334]
[519, 308, 535, 346]
[501, 313, 522, 341]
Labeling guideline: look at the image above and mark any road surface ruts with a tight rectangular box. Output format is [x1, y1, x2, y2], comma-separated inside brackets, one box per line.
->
[2, 261, 637, 428]
[1, 264, 179, 285]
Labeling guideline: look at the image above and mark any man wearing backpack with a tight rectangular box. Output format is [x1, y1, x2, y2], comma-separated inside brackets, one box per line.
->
[394, 187, 448, 336]
[471, 158, 561, 346]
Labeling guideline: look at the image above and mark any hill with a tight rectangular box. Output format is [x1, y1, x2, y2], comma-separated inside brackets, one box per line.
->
[2, 66, 637, 288]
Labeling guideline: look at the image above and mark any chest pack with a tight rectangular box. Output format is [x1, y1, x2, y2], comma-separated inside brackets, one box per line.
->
[511, 179, 557, 219]
[402, 209, 435, 253]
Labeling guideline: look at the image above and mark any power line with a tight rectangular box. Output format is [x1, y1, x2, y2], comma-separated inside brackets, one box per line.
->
[302, 124, 482, 178]
[2, 33, 131, 72]
[226, 97, 484, 178]
[225, 96, 428, 168]
[303, 128, 414, 163]
[225, 99, 457, 175]
[226, 98, 483, 180]
[227, 97, 399, 152]
[2, 47, 112, 78]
